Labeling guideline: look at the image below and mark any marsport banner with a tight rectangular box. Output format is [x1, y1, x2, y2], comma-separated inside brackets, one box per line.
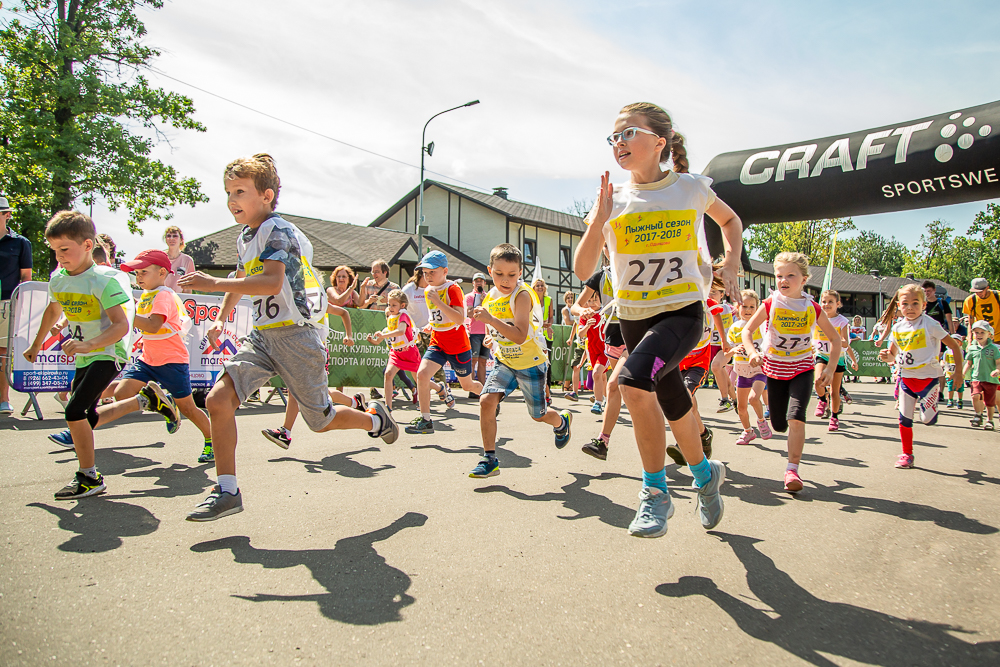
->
[702, 100, 1000, 242]
[6, 282, 254, 392]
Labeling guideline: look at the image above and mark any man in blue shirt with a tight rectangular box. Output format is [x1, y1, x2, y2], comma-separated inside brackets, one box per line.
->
[0, 196, 34, 415]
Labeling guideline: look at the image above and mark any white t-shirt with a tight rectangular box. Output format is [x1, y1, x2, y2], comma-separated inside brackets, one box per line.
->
[402, 281, 430, 330]
[814, 313, 848, 357]
[890, 314, 948, 379]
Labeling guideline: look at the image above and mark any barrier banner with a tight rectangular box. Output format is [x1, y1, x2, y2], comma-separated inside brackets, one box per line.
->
[849, 340, 892, 378]
[324, 308, 392, 388]
[6, 282, 254, 392]
[548, 324, 574, 384]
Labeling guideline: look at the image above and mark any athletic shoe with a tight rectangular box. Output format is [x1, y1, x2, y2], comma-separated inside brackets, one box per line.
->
[352, 392, 366, 410]
[554, 410, 572, 449]
[757, 419, 773, 440]
[441, 385, 456, 409]
[140, 381, 181, 434]
[248, 389, 261, 402]
[186, 486, 243, 521]
[261, 427, 292, 449]
[412, 392, 419, 406]
[841, 387, 853, 404]
[48, 429, 75, 448]
[54, 393, 69, 410]
[947, 399, 955, 408]
[627, 487, 674, 538]
[895, 453, 915, 468]
[366, 401, 399, 444]
[959, 399, 965, 410]
[590, 401, 603, 415]
[695, 460, 726, 529]
[822, 403, 831, 419]
[370, 388, 383, 400]
[404, 417, 434, 434]
[701, 427, 714, 459]
[986, 420, 996, 431]
[0, 401, 11, 416]
[581, 437, 609, 461]
[971, 414, 984, 428]
[784, 469, 803, 493]
[198, 443, 215, 463]
[469, 455, 500, 478]
[666, 444, 686, 466]
[717, 397, 733, 413]
[828, 416, 840, 432]
[814, 399, 827, 418]
[764, 407, 770, 419]
[54, 471, 106, 500]
[468, 392, 480, 400]
[735, 428, 756, 445]
[565, 391, 579, 402]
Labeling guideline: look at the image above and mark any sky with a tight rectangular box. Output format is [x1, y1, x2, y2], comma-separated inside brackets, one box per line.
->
[37, 0, 1000, 261]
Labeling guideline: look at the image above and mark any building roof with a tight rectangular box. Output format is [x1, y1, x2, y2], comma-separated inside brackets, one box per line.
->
[184, 213, 487, 280]
[746, 258, 969, 301]
[369, 180, 587, 234]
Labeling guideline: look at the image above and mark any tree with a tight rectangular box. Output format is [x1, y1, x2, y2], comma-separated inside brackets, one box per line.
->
[564, 198, 594, 218]
[0, 0, 209, 271]
[838, 230, 907, 277]
[969, 203, 1000, 287]
[745, 218, 856, 265]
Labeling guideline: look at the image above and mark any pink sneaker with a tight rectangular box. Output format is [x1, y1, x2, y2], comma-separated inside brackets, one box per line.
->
[784, 469, 803, 493]
[828, 416, 839, 431]
[757, 419, 773, 440]
[895, 453, 914, 469]
[814, 399, 827, 418]
[736, 428, 756, 445]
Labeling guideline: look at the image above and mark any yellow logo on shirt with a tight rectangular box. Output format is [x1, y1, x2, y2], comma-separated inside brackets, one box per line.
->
[610, 210, 697, 255]
[51, 292, 101, 322]
[895, 329, 927, 352]
[772, 308, 813, 334]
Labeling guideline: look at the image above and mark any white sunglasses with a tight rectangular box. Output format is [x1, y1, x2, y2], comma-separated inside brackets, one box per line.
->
[607, 126, 659, 146]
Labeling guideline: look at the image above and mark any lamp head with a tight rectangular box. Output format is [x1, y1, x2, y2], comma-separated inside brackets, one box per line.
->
[464, 100, 480, 107]
[425, 141, 435, 156]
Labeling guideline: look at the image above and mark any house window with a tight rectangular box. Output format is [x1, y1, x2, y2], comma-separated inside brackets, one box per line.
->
[559, 246, 571, 270]
[523, 240, 536, 266]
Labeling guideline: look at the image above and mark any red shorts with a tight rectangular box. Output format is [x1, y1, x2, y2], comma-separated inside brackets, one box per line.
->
[710, 344, 723, 361]
[588, 346, 608, 369]
[680, 345, 711, 372]
[972, 381, 998, 407]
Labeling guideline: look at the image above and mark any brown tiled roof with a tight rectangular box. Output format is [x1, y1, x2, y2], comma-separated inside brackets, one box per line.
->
[184, 213, 486, 281]
[370, 180, 587, 234]
[746, 258, 968, 301]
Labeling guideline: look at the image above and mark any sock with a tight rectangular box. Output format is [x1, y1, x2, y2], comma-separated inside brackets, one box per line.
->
[642, 468, 668, 493]
[900, 425, 913, 456]
[832, 411, 840, 417]
[599, 432, 610, 445]
[368, 413, 381, 435]
[351, 396, 361, 409]
[485, 450, 497, 460]
[79, 466, 97, 479]
[421, 413, 431, 421]
[555, 414, 568, 433]
[136, 392, 149, 411]
[204, 438, 212, 446]
[218, 474, 238, 495]
[786, 462, 799, 473]
[689, 457, 712, 488]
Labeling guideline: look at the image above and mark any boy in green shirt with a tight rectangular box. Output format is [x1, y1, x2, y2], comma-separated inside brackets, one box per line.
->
[963, 320, 1000, 429]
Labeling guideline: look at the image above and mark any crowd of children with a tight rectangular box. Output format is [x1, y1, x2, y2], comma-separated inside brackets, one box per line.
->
[15, 108, 986, 543]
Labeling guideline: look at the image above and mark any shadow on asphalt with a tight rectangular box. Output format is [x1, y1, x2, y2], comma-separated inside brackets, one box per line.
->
[190, 512, 428, 625]
[269, 447, 395, 478]
[411, 437, 533, 469]
[749, 441, 870, 468]
[657, 533, 1000, 666]
[115, 462, 216, 498]
[28, 498, 160, 553]
[474, 471, 642, 529]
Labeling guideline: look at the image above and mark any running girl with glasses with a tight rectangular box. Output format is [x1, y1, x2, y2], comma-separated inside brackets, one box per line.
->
[574, 102, 743, 539]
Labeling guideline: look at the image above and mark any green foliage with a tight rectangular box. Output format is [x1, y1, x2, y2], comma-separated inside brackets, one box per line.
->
[0, 0, 209, 272]
[838, 230, 907, 277]
[745, 218, 856, 266]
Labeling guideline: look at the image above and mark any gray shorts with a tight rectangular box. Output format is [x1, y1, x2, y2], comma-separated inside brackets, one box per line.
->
[222, 324, 334, 431]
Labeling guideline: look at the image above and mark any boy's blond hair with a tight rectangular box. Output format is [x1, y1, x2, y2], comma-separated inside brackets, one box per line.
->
[897, 283, 926, 303]
[490, 243, 522, 268]
[45, 210, 96, 244]
[224, 153, 281, 210]
[739, 289, 760, 306]
[773, 252, 810, 278]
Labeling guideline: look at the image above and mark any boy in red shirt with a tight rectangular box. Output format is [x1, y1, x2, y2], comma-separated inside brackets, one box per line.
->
[577, 293, 608, 414]
[405, 251, 484, 434]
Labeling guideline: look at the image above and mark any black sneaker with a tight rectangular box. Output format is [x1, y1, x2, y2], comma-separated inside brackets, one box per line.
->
[262, 427, 291, 449]
[352, 392, 366, 410]
[366, 401, 399, 444]
[54, 471, 106, 500]
[370, 388, 383, 400]
[582, 437, 609, 461]
[141, 381, 181, 434]
[666, 444, 686, 466]
[701, 427, 714, 459]
[404, 417, 434, 434]
[186, 486, 243, 521]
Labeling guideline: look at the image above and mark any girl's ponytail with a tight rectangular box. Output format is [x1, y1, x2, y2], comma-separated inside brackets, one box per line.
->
[670, 132, 689, 173]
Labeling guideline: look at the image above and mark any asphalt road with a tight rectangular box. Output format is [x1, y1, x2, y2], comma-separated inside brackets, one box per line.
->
[2, 382, 998, 666]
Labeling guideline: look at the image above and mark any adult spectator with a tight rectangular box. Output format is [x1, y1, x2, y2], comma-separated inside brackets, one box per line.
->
[0, 196, 33, 415]
[163, 226, 195, 293]
[360, 259, 399, 310]
[923, 280, 954, 334]
[963, 278, 1000, 343]
[465, 272, 490, 392]
[328, 265, 361, 308]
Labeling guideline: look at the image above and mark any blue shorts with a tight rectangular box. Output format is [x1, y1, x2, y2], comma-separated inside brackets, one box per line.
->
[422, 346, 472, 377]
[121, 359, 192, 399]
[484, 361, 548, 418]
[468, 333, 491, 360]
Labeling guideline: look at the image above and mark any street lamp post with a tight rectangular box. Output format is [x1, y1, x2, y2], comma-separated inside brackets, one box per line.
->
[870, 269, 886, 322]
[417, 100, 480, 258]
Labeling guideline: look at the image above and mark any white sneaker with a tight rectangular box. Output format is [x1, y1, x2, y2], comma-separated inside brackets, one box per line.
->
[0, 401, 12, 416]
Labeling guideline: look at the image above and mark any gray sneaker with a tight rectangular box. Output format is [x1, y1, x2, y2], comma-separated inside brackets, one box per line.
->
[186, 485, 243, 522]
[627, 487, 674, 538]
[366, 401, 399, 444]
[695, 460, 727, 529]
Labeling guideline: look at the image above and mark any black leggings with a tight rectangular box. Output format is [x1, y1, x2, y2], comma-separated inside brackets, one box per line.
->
[65, 360, 123, 427]
[766, 369, 814, 433]
[618, 302, 704, 422]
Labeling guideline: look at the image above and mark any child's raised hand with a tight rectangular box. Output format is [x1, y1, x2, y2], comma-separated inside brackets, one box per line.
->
[590, 171, 614, 228]
[424, 285, 443, 306]
[850, 356, 859, 371]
